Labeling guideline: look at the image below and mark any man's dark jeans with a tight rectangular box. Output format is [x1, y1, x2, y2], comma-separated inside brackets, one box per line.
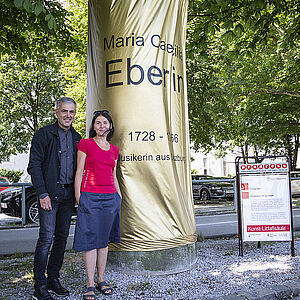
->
[33, 186, 74, 288]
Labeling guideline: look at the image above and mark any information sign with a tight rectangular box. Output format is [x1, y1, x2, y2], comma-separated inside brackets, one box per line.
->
[240, 163, 292, 241]
[235, 156, 295, 256]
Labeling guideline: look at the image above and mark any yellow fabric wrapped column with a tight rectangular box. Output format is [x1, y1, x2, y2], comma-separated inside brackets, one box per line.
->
[87, 0, 197, 274]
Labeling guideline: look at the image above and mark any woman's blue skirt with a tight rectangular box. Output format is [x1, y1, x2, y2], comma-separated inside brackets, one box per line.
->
[73, 191, 121, 252]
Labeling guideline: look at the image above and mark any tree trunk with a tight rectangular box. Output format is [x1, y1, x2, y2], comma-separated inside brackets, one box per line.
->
[241, 146, 246, 163]
[293, 134, 299, 170]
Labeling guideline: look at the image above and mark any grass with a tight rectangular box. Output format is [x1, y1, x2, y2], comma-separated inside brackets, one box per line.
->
[197, 232, 204, 242]
[223, 250, 233, 256]
[0, 250, 86, 299]
[126, 281, 151, 292]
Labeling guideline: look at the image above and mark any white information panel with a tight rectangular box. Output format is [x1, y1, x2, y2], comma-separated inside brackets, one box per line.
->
[240, 162, 292, 242]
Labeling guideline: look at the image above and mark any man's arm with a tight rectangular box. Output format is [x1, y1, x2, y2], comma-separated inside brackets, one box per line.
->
[28, 130, 53, 210]
[27, 129, 48, 197]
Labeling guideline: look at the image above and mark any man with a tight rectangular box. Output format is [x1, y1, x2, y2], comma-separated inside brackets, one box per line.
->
[28, 97, 82, 300]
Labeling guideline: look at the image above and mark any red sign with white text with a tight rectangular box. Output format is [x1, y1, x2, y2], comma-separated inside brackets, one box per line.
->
[240, 163, 288, 173]
[247, 225, 290, 232]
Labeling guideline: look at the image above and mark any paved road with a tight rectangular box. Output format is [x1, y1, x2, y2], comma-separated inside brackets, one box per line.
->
[196, 213, 238, 238]
[196, 208, 300, 238]
[0, 208, 299, 255]
[0, 221, 76, 255]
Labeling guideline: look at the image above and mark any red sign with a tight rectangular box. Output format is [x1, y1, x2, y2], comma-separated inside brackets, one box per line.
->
[240, 163, 289, 172]
[241, 183, 248, 190]
[242, 192, 249, 199]
[247, 225, 290, 232]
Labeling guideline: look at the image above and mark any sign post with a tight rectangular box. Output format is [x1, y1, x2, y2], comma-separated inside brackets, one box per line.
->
[235, 156, 295, 256]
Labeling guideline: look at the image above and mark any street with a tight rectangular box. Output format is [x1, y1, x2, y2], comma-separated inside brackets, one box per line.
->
[0, 208, 299, 255]
[196, 209, 300, 238]
[196, 213, 238, 238]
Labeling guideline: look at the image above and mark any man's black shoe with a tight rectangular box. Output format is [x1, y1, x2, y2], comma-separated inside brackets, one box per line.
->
[32, 285, 55, 300]
[47, 278, 70, 297]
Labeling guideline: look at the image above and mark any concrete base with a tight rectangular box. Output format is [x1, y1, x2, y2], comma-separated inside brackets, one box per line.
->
[106, 242, 197, 275]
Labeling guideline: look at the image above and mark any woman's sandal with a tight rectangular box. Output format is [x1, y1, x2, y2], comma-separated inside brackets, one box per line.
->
[82, 286, 96, 300]
[96, 281, 113, 295]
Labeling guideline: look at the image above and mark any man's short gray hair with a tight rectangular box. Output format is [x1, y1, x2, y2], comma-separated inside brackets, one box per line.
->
[56, 97, 77, 110]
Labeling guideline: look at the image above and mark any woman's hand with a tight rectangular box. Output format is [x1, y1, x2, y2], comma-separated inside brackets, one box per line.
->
[75, 191, 80, 205]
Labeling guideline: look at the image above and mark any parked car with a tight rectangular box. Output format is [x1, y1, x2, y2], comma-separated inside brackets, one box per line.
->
[0, 183, 78, 224]
[291, 171, 300, 198]
[0, 176, 11, 192]
[192, 174, 234, 202]
[0, 184, 39, 224]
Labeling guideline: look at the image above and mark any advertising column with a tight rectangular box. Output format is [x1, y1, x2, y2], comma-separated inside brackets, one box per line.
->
[87, 0, 196, 273]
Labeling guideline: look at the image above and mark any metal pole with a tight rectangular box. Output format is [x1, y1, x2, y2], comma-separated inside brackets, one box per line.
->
[234, 178, 237, 211]
[21, 185, 26, 225]
[235, 156, 243, 256]
[287, 158, 296, 257]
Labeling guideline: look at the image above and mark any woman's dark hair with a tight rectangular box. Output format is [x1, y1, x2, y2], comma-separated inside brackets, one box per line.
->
[89, 110, 114, 141]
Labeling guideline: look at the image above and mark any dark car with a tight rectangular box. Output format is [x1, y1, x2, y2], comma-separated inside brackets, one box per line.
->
[0, 185, 39, 224]
[0, 184, 78, 224]
[192, 174, 234, 202]
[0, 176, 11, 192]
[291, 171, 300, 198]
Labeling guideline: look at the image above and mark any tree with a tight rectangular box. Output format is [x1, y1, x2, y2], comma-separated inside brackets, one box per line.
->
[0, 0, 83, 59]
[0, 56, 66, 161]
[60, 0, 88, 137]
[0, 0, 88, 161]
[187, 0, 300, 168]
[61, 52, 87, 137]
[188, 0, 299, 53]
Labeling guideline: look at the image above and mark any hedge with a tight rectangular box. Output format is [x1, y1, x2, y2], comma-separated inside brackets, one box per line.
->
[0, 169, 23, 183]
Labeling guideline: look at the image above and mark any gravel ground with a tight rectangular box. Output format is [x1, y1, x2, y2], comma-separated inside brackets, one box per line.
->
[0, 236, 299, 300]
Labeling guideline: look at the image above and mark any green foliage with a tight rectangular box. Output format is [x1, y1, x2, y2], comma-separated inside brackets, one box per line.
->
[0, 0, 84, 59]
[65, 0, 88, 48]
[187, 0, 300, 168]
[223, 250, 233, 256]
[189, 0, 300, 52]
[0, 56, 66, 160]
[60, 0, 88, 137]
[61, 53, 87, 137]
[126, 281, 151, 292]
[0, 0, 88, 161]
[0, 168, 23, 182]
[197, 232, 204, 241]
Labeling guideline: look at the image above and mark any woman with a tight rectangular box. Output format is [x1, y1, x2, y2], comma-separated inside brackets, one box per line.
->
[73, 110, 122, 299]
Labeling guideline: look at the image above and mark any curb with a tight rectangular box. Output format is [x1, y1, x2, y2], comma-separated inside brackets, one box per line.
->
[195, 209, 235, 216]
